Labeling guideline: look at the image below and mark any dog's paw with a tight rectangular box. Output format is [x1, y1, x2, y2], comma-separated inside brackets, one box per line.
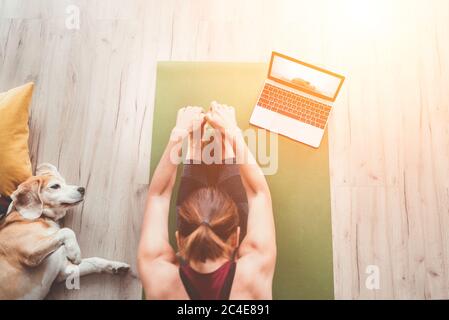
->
[59, 228, 82, 265]
[65, 242, 82, 265]
[107, 261, 130, 275]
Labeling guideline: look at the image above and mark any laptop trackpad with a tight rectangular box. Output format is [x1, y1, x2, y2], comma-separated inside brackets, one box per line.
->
[251, 107, 277, 132]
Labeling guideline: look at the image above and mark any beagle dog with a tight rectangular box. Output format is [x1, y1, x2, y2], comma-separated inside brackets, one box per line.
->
[0, 164, 130, 300]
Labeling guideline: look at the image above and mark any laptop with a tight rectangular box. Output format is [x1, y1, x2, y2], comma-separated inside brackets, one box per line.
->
[250, 52, 345, 148]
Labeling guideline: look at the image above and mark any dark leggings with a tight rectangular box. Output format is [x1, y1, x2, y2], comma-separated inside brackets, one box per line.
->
[176, 161, 248, 240]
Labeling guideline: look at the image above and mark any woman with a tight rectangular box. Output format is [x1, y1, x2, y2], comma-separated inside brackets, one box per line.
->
[137, 102, 276, 300]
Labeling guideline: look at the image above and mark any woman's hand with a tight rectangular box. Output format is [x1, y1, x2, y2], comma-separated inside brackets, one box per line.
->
[205, 101, 239, 134]
[172, 106, 205, 140]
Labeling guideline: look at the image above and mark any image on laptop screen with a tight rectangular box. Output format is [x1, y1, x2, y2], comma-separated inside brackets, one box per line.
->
[269, 53, 344, 101]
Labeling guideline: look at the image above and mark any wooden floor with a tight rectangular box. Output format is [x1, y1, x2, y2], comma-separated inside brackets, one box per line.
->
[1, 0, 448, 299]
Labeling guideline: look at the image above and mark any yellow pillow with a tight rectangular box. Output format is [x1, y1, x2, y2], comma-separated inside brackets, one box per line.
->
[0, 83, 34, 196]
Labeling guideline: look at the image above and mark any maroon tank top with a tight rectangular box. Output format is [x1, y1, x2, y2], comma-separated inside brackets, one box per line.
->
[179, 261, 236, 300]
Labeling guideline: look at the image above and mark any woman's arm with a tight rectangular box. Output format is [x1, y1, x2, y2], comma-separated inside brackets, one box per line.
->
[138, 138, 182, 265]
[138, 107, 205, 286]
[232, 131, 276, 260]
[205, 103, 276, 266]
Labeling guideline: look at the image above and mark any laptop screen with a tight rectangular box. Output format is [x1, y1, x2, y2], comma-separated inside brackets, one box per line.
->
[268, 52, 345, 102]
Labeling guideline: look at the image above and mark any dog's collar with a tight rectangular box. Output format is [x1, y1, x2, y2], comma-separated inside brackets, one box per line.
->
[0, 201, 13, 220]
[6, 203, 15, 215]
[1, 203, 16, 220]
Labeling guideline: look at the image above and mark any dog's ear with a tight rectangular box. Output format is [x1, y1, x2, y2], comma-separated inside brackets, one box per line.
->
[36, 163, 65, 182]
[10, 178, 44, 220]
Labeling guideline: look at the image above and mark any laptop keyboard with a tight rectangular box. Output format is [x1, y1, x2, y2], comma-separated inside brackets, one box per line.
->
[257, 83, 332, 129]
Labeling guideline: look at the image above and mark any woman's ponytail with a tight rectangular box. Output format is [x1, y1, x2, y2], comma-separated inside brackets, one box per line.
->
[178, 188, 239, 263]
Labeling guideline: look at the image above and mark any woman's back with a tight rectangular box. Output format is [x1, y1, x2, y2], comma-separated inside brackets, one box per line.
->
[147, 254, 273, 300]
[179, 260, 236, 300]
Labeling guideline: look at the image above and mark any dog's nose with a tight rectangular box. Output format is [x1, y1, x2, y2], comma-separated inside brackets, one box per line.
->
[78, 187, 85, 195]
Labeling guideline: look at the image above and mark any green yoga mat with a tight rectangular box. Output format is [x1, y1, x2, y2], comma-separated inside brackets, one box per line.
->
[151, 62, 334, 300]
